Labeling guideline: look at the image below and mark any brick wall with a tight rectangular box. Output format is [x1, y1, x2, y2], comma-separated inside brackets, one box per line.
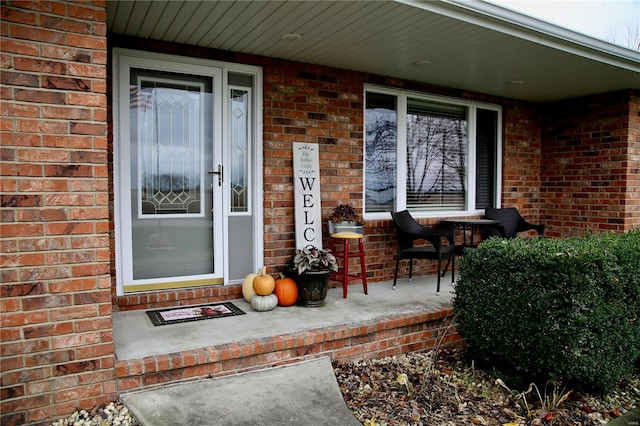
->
[262, 62, 366, 272]
[501, 100, 543, 219]
[0, 1, 113, 425]
[626, 90, 640, 229]
[540, 90, 638, 236]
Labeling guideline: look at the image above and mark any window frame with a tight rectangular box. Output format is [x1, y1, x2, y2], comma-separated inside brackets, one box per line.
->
[363, 85, 502, 220]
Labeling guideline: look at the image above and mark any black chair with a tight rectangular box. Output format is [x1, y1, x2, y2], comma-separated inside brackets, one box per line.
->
[484, 207, 545, 238]
[390, 210, 455, 295]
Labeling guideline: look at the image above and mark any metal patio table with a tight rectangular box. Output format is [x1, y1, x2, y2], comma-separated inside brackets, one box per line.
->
[439, 218, 503, 255]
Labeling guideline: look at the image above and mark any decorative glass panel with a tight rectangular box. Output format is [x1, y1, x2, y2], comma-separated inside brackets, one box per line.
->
[133, 78, 204, 216]
[406, 98, 467, 211]
[230, 88, 249, 213]
[365, 92, 397, 212]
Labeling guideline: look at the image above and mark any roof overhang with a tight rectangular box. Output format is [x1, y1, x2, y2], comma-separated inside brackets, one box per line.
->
[106, 0, 640, 103]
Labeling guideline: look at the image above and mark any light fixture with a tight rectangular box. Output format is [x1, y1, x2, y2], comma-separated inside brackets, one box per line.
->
[413, 59, 433, 66]
[280, 33, 302, 41]
[507, 79, 525, 85]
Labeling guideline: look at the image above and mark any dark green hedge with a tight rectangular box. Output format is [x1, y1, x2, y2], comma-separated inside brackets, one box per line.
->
[453, 230, 640, 393]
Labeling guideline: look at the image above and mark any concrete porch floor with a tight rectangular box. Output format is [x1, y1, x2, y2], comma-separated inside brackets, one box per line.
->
[115, 275, 459, 425]
[112, 274, 461, 401]
[112, 275, 456, 362]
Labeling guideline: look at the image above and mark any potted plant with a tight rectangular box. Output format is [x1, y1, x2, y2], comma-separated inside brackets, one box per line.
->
[289, 246, 338, 307]
[327, 203, 365, 234]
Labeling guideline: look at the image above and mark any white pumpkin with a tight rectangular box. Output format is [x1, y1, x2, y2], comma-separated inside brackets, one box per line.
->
[251, 294, 278, 312]
[242, 271, 259, 302]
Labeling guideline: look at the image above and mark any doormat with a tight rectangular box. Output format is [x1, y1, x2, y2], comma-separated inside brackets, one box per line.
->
[146, 302, 246, 326]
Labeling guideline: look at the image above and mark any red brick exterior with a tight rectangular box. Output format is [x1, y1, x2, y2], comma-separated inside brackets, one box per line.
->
[2, 2, 639, 425]
[1, 1, 114, 425]
[502, 101, 543, 217]
[541, 90, 640, 236]
[630, 92, 640, 228]
[262, 63, 366, 272]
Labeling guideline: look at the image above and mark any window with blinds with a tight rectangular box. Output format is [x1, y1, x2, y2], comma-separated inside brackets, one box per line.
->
[364, 88, 501, 216]
[406, 98, 467, 211]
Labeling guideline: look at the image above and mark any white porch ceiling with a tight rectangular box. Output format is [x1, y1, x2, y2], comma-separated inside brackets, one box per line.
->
[106, 0, 640, 103]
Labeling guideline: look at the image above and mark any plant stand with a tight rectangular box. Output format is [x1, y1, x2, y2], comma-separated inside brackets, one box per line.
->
[328, 221, 364, 235]
[329, 232, 368, 298]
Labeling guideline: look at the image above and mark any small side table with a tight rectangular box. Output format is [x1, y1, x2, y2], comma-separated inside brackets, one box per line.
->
[439, 219, 503, 254]
[329, 232, 368, 298]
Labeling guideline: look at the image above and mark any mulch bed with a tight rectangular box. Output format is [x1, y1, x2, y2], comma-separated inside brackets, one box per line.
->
[333, 347, 640, 425]
[52, 346, 639, 425]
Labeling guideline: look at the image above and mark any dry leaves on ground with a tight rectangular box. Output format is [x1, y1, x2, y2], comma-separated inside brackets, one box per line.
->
[333, 348, 640, 426]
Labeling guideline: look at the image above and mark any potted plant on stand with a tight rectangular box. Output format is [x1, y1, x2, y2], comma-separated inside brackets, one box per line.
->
[290, 246, 338, 307]
[327, 203, 365, 234]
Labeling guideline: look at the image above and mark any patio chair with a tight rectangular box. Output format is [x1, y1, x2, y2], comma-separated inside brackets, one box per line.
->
[391, 210, 455, 295]
[483, 207, 545, 238]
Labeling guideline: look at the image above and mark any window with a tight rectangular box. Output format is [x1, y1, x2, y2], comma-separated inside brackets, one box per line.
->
[229, 87, 251, 213]
[364, 92, 397, 212]
[406, 97, 467, 211]
[365, 87, 501, 216]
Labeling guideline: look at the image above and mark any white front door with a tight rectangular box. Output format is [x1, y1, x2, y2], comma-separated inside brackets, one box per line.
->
[115, 52, 226, 293]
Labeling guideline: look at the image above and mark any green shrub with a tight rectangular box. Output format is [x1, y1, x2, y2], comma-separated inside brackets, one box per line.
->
[453, 230, 640, 393]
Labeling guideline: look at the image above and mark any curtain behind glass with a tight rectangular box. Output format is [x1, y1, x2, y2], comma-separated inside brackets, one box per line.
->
[365, 92, 397, 212]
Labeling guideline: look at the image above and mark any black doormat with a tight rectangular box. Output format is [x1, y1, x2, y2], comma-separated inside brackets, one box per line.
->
[146, 302, 246, 326]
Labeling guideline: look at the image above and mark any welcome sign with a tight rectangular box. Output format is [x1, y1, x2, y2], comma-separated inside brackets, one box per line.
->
[293, 142, 323, 249]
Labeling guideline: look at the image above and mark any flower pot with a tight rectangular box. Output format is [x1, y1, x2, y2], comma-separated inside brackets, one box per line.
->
[328, 221, 364, 235]
[296, 271, 330, 307]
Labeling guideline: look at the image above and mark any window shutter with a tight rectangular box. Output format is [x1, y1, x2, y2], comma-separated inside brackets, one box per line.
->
[475, 108, 497, 209]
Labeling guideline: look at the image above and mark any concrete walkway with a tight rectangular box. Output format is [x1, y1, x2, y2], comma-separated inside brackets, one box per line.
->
[607, 408, 640, 426]
[121, 357, 362, 426]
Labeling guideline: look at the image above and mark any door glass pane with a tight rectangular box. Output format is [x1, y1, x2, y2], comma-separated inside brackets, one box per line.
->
[365, 92, 397, 212]
[138, 80, 203, 215]
[406, 98, 467, 211]
[129, 69, 214, 280]
[230, 88, 249, 213]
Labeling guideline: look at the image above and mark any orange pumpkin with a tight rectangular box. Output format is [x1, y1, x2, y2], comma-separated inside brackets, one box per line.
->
[252, 266, 276, 296]
[274, 275, 298, 307]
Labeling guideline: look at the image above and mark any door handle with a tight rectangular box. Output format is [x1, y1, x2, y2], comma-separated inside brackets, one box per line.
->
[208, 165, 223, 187]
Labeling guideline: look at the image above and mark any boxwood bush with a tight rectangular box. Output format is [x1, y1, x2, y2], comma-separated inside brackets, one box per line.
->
[453, 230, 640, 393]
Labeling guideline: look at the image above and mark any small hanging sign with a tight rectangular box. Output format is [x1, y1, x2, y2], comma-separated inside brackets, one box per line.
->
[293, 142, 323, 249]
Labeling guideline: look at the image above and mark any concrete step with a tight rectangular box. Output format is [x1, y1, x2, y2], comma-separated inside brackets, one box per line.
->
[607, 407, 639, 426]
[121, 357, 361, 426]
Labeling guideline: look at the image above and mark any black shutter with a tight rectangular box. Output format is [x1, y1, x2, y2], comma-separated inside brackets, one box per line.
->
[475, 109, 497, 209]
